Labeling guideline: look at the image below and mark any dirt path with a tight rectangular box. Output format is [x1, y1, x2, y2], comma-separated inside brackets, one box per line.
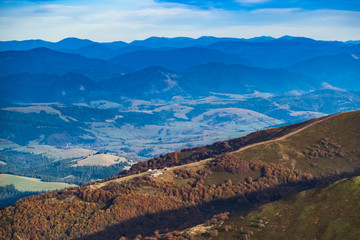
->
[91, 112, 343, 190]
[91, 158, 213, 189]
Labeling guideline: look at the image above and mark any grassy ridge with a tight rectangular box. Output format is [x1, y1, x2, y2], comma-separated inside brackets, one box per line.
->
[235, 111, 360, 176]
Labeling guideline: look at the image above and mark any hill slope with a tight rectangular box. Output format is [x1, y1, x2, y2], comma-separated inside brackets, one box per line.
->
[101, 66, 184, 99]
[109, 47, 249, 72]
[0, 48, 127, 81]
[180, 62, 316, 95]
[234, 110, 360, 176]
[101, 63, 317, 99]
[0, 111, 359, 240]
[207, 37, 355, 68]
[288, 53, 360, 90]
[0, 72, 100, 102]
[209, 176, 360, 240]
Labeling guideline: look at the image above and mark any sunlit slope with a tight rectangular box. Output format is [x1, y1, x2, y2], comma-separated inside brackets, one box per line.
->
[234, 110, 360, 176]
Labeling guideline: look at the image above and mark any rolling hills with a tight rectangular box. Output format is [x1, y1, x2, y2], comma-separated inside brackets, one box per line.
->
[0, 72, 99, 102]
[206, 36, 357, 68]
[0, 110, 359, 240]
[1, 36, 359, 100]
[109, 47, 249, 72]
[0, 48, 127, 81]
[288, 53, 360, 90]
[2, 36, 357, 68]
[179, 62, 316, 95]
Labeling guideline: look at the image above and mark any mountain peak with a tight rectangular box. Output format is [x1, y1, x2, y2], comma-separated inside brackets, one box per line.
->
[278, 35, 316, 42]
[57, 37, 93, 43]
[55, 37, 94, 49]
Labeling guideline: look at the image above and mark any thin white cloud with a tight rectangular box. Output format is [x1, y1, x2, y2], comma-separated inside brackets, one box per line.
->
[251, 8, 301, 14]
[235, 0, 271, 4]
[0, 0, 359, 42]
[322, 83, 346, 91]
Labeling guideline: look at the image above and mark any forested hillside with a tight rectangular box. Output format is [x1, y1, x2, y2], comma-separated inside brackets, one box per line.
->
[0, 110, 359, 240]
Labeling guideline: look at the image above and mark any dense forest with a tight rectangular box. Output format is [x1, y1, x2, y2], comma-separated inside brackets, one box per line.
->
[0, 153, 319, 240]
[1, 151, 356, 240]
[0, 185, 38, 208]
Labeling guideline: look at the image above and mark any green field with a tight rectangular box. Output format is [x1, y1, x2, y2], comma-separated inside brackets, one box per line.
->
[0, 174, 77, 192]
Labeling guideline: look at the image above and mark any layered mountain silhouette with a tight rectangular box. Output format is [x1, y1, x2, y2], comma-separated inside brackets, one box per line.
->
[2, 36, 358, 68]
[0, 62, 320, 102]
[289, 53, 360, 90]
[1, 36, 359, 96]
[109, 47, 250, 72]
[0, 48, 127, 81]
[179, 62, 316, 95]
[0, 36, 259, 52]
[99, 63, 317, 99]
[0, 72, 98, 102]
[206, 36, 356, 67]
[101, 66, 183, 99]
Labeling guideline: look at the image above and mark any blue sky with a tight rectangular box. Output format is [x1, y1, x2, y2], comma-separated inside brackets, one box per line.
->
[0, 0, 359, 42]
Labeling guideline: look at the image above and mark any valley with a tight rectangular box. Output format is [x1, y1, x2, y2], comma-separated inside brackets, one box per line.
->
[3, 88, 355, 191]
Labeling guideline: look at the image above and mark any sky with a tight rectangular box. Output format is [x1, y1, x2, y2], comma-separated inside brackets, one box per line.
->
[0, 0, 359, 42]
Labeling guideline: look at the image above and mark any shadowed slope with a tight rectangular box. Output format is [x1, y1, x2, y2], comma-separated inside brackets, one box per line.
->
[209, 176, 360, 240]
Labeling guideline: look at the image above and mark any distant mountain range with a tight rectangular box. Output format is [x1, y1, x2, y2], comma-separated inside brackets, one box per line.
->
[0, 72, 99, 102]
[0, 36, 359, 205]
[109, 47, 250, 72]
[206, 36, 358, 67]
[0, 62, 318, 102]
[289, 53, 360, 90]
[0, 48, 127, 81]
[1, 36, 359, 67]
[1, 36, 359, 94]
[0, 36, 266, 52]
[180, 62, 316, 95]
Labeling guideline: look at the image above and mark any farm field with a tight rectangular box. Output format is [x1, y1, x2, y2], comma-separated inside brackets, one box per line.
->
[0, 174, 77, 192]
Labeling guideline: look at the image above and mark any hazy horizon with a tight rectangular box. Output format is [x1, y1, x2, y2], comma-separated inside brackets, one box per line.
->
[1, 35, 359, 44]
